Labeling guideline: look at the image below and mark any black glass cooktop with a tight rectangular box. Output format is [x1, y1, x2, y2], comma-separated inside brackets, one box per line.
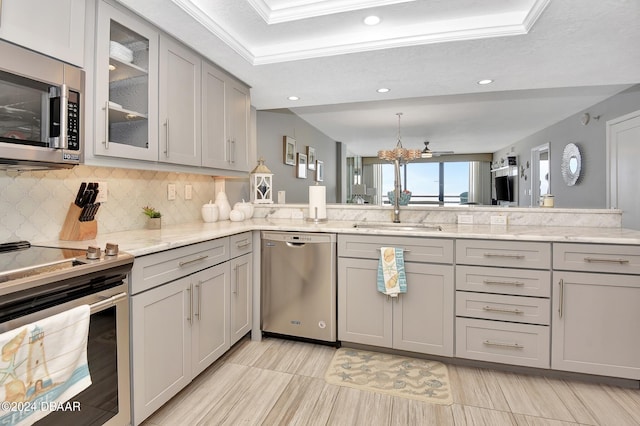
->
[0, 241, 87, 282]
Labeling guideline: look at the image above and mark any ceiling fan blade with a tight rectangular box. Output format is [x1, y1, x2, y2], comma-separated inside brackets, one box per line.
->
[422, 141, 454, 157]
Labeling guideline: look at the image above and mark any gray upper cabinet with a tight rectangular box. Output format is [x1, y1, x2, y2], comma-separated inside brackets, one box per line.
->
[0, 0, 85, 66]
[92, 1, 251, 172]
[202, 62, 251, 172]
[226, 78, 251, 171]
[94, 1, 159, 162]
[159, 36, 202, 166]
[201, 62, 226, 169]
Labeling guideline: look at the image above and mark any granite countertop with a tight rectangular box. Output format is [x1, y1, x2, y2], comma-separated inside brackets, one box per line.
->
[39, 218, 640, 257]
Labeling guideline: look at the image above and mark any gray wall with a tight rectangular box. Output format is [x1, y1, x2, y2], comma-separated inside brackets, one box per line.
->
[494, 85, 640, 208]
[256, 109, 337, 203]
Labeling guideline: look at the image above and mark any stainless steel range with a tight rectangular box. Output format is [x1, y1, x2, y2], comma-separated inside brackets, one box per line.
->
[0, 241, 133, 426]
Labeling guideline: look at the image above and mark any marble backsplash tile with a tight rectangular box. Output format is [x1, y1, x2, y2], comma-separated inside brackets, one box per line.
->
[253, 204, 623, 228]
[0, 165, 225, 242]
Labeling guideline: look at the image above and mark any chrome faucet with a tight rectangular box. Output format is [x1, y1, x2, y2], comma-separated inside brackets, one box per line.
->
[393, 157, 401, 223]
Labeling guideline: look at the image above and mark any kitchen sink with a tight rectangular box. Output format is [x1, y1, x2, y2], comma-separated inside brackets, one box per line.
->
[352, 222, 443, 231]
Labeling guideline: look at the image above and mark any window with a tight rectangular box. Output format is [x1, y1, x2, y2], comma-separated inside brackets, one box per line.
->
[380, 161, 471, 205]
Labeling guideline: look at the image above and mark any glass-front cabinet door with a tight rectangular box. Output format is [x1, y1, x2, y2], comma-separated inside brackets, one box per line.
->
[94, 1, 158, 161]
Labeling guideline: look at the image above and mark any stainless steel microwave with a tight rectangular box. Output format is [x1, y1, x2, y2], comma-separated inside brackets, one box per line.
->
[0, 40, 84, 170]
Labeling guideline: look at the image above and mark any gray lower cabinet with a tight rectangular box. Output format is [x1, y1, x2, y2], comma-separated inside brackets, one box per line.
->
[130, 233, 253, 425]
[552, 243, 640, 379]
[131, 263, 230, 425]
[338, 235, 454, 356]
[455, 239, 552, 369]
[230, 252, 252, 345]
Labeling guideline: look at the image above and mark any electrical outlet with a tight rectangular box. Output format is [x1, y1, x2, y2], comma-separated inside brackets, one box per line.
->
[185, 184, 193, 200]
[167, 183, 176, 200]
[457, 215, 473, 224]
[95, 182, 107, 203]
[490, 215, 508, 225]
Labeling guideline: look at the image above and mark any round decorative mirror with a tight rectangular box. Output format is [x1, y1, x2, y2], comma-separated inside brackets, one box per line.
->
[561, 143, 581, 186]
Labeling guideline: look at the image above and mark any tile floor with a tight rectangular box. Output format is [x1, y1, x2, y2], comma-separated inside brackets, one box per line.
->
[142, 337, 640, 426]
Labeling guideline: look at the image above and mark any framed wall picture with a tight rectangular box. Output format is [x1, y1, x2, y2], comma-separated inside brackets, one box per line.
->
[283, 136, 296, 165]
[297, 153, 307, 178]
[315, 160, 324, 182]
[307, 146, 316, 170]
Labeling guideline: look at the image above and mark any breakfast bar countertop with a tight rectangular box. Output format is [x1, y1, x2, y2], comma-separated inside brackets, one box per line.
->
[39, 218, 640, 257]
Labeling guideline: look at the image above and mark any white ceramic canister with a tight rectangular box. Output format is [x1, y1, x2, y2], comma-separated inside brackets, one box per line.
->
[201, 201, 219, 222]
[215, 192, 231, 220]
[233, 200, 254, 220]
[229, 209, 245, 222]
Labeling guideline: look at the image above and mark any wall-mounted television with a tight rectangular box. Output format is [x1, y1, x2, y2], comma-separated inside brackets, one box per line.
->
[495, 175, 514, 202]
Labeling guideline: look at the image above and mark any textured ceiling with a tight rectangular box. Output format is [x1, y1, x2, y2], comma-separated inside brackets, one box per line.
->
[118, 0, 640, 156]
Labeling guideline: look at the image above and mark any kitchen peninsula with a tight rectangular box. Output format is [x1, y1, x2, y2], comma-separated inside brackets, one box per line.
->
[40, 204, 640, 424]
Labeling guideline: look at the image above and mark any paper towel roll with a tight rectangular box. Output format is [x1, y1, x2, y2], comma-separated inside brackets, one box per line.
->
[308, 185, 327, 220]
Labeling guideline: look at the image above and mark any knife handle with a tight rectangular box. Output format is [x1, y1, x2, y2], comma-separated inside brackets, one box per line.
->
[75, 182, 87, 206]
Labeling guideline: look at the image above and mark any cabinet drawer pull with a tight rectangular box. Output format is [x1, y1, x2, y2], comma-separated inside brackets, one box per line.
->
[482, 305, 524, 314]
[195, 282, 201, 319]
[376, 248, 411, 253]
[179, 255, 209, 267]
[483, 252, 525, 259]
[235, 239, 250, 248]
[103, 101, 110, 149]
[187, 284, 193, 324]
[164, 119, 170, 156]
[483, 340, 524, 349]
[584, 256, 630, 264]
[482, 279, 524, 287]
[558, 278, 564, 318]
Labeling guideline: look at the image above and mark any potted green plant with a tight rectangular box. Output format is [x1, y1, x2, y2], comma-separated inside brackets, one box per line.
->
[142, 206, 162, 229]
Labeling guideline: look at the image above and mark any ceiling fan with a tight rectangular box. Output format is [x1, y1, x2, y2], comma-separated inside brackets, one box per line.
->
[421, 141, 454, 158]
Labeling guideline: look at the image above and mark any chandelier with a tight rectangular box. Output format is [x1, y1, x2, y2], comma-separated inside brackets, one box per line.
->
[377, 113, 422, 162]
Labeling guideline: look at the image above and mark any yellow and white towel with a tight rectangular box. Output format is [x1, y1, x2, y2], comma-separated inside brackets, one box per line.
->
[377, 247, 408, 297]
[0, 305, 92, 426]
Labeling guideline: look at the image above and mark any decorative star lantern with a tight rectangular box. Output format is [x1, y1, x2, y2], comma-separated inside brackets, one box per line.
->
[250, 158, 274, 204]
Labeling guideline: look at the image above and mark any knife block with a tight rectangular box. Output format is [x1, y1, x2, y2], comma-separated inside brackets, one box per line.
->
[60, 203, 97, 241]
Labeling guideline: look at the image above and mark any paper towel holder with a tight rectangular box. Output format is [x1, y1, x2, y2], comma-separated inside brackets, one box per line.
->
[306, 182, 328, 223]
[305, 214, 328, 224]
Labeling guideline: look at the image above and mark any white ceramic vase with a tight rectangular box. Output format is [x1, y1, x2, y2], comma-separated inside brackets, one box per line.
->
[215, 192, 231, 220]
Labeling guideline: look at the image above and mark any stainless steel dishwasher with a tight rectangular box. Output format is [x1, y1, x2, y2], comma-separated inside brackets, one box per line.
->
[261, 231, 337, 342]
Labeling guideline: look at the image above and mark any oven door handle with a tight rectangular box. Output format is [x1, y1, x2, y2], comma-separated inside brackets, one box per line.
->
[90, 292, 127, 314]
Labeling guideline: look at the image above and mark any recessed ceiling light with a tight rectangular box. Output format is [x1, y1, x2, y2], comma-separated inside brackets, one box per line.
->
[477, 79, 494, 85]
[287, 96, 300, 101]
[363, 15, 381, 26]
[377, 88, 390, 93]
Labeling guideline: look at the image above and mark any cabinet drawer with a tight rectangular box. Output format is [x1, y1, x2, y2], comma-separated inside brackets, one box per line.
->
[230, 232, 252, 258]
[131, 238, 229, 294]
[456, 265, 550, 297]
[338, 234, 453, 264]
[456, 239, 550, 269]
[456, 292, 550, 325]
[553, 243, 640, 275]
[456, 318, 550, 368]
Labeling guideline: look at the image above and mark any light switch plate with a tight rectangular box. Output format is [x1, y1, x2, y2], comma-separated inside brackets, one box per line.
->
[458, 215, 473, 224]
[490, 215, 508, 225]
[185, 184, 193, 200]
[167, 183, 176, 200]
